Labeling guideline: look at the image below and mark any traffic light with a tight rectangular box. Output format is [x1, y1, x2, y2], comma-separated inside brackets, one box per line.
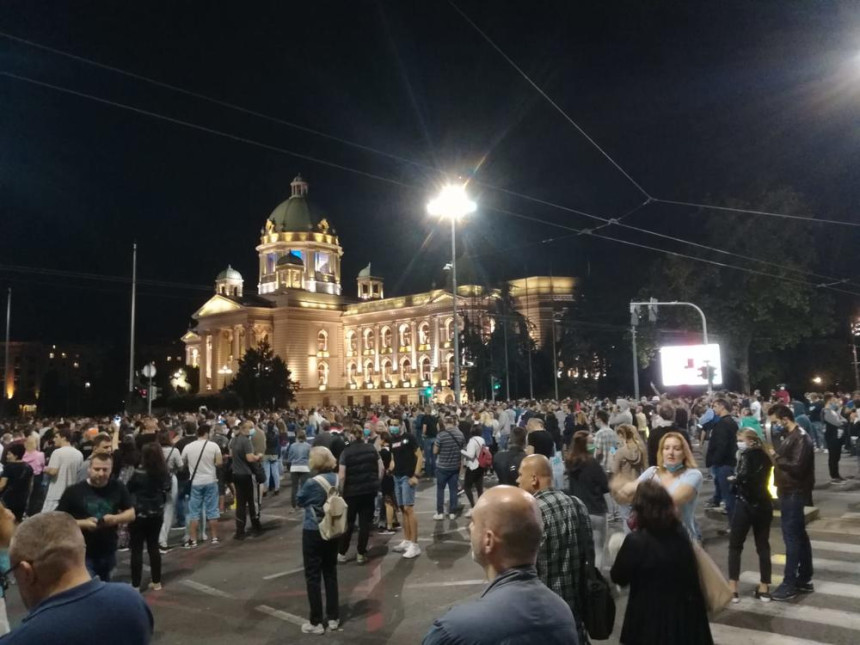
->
[424, 385, 433, 398]
[648, 297, 658, 323]
[697, 366, 708, 381]
[492, 377, 501, 391]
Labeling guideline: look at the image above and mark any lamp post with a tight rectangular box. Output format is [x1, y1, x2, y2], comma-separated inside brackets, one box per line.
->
[851, 319, 860, 391]
[428, 184, 476, 406]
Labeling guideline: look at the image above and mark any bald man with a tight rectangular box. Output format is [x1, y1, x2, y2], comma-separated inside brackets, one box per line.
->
[518, 454, 593, 644]
[3, 512, 152, 644]
[422, 485, 578, 645]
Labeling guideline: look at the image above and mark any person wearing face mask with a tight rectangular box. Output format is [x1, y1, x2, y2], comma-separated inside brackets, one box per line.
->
[822, 393, 847, 483]
[726, 429, 773, 603]
[565, 431, 609, 570]
[618, 432, 703, 542]
[336, 426, 383, 565]
[389, 419, 423, 559]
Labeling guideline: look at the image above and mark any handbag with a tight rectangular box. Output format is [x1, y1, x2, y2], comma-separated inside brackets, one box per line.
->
[180, 440, 208, 498]
[251, 460, 266, 484]
[692, 541, 733, 616]
[583, 565, 616, 640]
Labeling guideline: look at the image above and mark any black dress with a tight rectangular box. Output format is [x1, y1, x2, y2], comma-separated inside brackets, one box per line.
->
[610, 527, 713, 645]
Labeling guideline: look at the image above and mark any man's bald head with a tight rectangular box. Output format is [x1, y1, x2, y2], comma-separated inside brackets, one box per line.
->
[517, 454, 553, 494]
[470, 485, 543, 574]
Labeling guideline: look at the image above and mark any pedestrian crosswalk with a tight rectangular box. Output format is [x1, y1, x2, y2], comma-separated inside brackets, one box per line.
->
[711, 531, 860, 645]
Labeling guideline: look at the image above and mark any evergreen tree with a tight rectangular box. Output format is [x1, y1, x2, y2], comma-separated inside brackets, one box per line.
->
[229, 341, 294, 408]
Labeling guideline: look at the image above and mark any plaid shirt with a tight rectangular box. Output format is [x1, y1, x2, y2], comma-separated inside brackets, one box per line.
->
[593, 426, 619, 471]
[534, 488, 594, 644]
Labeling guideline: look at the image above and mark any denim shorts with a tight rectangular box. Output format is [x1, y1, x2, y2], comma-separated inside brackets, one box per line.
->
[394, 475, 416, 507]
[188, 482, 220, 520]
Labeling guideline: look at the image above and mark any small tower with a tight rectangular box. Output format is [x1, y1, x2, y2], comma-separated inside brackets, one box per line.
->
[357, 263, 383, 300]
[215, 265, 243, 297]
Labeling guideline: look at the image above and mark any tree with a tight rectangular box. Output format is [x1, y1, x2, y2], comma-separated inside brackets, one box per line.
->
[228, 341, 294, 408]
[639, 186, 833, 392]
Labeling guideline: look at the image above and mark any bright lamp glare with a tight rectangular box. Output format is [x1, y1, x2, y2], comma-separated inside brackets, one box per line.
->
[427, 184, 477, 220]
[812, 376, 822, 384]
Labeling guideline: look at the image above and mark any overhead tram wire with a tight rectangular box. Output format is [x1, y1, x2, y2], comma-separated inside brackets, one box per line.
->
[446, 2, 860, 232]
[4, 72, 860, 298]
[3, 41, 859, 278]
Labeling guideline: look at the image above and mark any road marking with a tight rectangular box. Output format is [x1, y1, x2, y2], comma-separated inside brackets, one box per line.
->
[740, 571, 860, 600]
[255, 604, 305, 627]
[262, 566, 305, 581]
[180, 580, 235, 599]
[771, 554, 860, 575]
[405, 579, 485, 589]
[727, 600, 860, 631]
[710, 624, 827, 645]
[809, 539, 860, 554]
[416, 538, 468, 545]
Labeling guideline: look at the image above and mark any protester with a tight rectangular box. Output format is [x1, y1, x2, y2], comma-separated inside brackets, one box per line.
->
[432, 417, 464, 520]
[422, 485, 579, 645]
[0, 444, 33, 522]
[766, 404, 815, 601]
[612, 423, 648, 531]
[287, 431, 312, 511]
[518, 455, 592, 644]
[230, 421, 263, 540]
[22, 436, 46, 517]
[0, 503, 15, 635]
[610, 481, 713, 644]
[565, 430, 609, 569]
[0, 511, 153, 644]
[422, 407, 439, 478]
[460, 425, 486, 518]
[262, 419, 282, 496]
[180, 425, 223, 548]
[297, 446, 340, 635]
[493, 425, 527, 486]
[41, 428, 83, 513]
[57, 452, 135, 582]
[127, 443, 171, 591]
[705, 398, 739, 520]
[337, 425, 382, 564]
[727, 429, 773, 603]
[159, 430, 183, 552]
[822, 393, 847, 482]
[389, 417, 423, 559]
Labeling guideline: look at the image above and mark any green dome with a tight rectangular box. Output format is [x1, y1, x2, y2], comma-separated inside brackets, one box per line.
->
[276, 253, 304, 267]
[266, 175, 324, 233]
[216, 265, 242, 281]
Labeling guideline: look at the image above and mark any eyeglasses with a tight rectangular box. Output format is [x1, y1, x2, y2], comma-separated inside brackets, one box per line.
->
[0, 561, 22, 592]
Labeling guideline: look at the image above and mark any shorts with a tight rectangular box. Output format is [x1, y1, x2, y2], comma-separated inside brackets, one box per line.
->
[188, 482, 220, 520]
[393, 475, 416, 507]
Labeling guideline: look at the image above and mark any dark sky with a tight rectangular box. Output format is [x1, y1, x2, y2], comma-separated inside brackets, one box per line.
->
[2, 0, 860, 346]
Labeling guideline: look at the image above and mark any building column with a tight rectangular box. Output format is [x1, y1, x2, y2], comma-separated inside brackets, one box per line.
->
[410, 321, 417, 371]
[374, 324, 381, 374]
[432, 316, 440, 369]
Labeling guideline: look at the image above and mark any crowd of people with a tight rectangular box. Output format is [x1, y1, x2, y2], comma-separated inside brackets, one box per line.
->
[0, 384, 852, 643]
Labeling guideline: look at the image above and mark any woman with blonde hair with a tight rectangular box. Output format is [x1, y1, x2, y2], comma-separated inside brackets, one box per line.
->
[618, 431, 703, 541]
[728, 428, 773, 602]
[297, 446, 340, 634]
[612, 424, 648, 531]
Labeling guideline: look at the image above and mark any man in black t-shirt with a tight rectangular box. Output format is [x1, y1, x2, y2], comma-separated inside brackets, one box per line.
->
[525, 418, 555, 459]
[57, 452, 135, 582]
[389, 419, 423, 559]
[421, 408, 439, 478]
[1, 442, 33, 521]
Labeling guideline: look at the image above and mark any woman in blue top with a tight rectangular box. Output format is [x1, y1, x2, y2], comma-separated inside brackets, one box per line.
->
[296, 446, 340, 635]
[287, 431, 312, 511]
[618, 432, 703, 541]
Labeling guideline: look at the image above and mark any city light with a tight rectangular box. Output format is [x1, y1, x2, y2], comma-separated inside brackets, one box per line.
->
[812, 376, 822, 384]
[427, 184, 476, 221]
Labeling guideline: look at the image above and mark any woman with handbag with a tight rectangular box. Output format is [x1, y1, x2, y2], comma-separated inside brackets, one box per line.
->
[127, 442, 171, 591]
[611, 480, 713, 644]
[460, 426, 486, 519]
[728, 428, 773, 602]
[612, 424, 648, 533]
[297, 446, 340, 635]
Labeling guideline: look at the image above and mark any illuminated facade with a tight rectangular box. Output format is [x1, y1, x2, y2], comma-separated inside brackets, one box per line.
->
[183, 175, 575, 406]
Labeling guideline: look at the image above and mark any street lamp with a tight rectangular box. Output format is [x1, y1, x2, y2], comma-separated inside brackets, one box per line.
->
[218, 364, 233, 386]
[428, 184, 476, 405]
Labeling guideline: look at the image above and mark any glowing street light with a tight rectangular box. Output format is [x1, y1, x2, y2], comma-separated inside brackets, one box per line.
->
[428, 184, 476, 405]
[812, 376, 822, 384]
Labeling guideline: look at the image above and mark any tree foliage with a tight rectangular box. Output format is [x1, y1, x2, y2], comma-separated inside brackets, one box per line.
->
[228, 340, 294, 408]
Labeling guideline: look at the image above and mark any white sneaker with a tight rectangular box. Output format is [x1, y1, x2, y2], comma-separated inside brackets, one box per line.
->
[448, 513, 456, 520]
[337, 554, 349, 563]
[327, 619, 340, 631]
[301, 622, 325, 634]
[432, 513, 444, 521]
[464, 508, 473, 518]
[402, 542, 422, 559]
[391, 539, 410, 553]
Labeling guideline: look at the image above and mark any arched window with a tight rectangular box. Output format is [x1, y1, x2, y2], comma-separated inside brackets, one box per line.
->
[418, 321, 430, 345]
[363, 328, 375, 351]
[364, 360, 374, 379]
[381, 359, 392, 381]
[318, 362, 329, 386]
[445, 353, 455, 380]
[444, 318, 453, 342]
[346, 330, 357, 354]
[400, 357, 412, 381]
[347, 362, 357, 384]
[399, 323, 411, 347]
[317, 330, 328, 352]
[381, 326, 392, 349]
[420, 356, 431, 381]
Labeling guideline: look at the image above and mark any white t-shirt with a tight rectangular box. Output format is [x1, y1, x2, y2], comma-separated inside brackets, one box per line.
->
[181, 439, 221, 486]
[44, 445, 84, 504]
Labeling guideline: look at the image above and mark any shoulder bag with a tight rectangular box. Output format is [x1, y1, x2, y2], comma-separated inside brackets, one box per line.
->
[180, 440, 208, 498]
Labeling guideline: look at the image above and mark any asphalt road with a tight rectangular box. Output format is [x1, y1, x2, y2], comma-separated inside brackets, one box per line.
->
[4, 448, 860, 644]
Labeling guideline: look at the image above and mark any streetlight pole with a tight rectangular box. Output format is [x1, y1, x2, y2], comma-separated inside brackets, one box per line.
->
[428, 184, 476, 407]
[551, 313, 559, 401]
[127, 243, 137, 407]
[851, 319, 860, 392]
[3, 288, 10, 401]
[503, 317, 511, 400]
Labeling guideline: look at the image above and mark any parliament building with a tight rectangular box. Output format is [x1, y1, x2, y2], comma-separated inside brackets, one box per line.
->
[182, 175, 574, 406]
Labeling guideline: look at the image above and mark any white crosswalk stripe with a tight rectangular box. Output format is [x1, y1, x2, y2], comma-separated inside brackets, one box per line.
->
[771, 553, 860, 575]
[711, 624, 829, 645]
[725, 601, 860, 632]
[739, 571, 860, 600]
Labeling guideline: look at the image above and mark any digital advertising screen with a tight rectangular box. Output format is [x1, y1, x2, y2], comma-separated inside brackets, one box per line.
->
[659, 343, 723, 387]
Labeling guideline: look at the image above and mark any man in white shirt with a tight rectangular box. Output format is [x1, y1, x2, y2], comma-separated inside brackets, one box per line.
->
[42, 428, 84, 513]
[180, 426, 223, 548]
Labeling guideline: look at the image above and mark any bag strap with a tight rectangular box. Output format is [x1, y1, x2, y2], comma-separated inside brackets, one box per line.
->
[443, 428, 464, 449]
[313, 474, 334, 495]
[189, 439, 208, 484]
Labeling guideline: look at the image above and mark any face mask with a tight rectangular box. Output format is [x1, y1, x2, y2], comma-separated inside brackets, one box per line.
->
[736, 441, 748, 451]
[831, 403, 840, 411]
[363, 428, 371, 438]
[249, 428, 256, 437]
[587, 444, 596, 453]
[664, 461, 684, 473]
[390, 426, 401, 435]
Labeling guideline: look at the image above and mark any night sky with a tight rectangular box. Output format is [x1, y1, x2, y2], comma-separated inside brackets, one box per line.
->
[2, 1, 859, 347]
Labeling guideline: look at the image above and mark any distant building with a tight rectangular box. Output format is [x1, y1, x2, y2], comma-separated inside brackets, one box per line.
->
[1, 341, 101, 409]
[183, 175, 575, 406]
